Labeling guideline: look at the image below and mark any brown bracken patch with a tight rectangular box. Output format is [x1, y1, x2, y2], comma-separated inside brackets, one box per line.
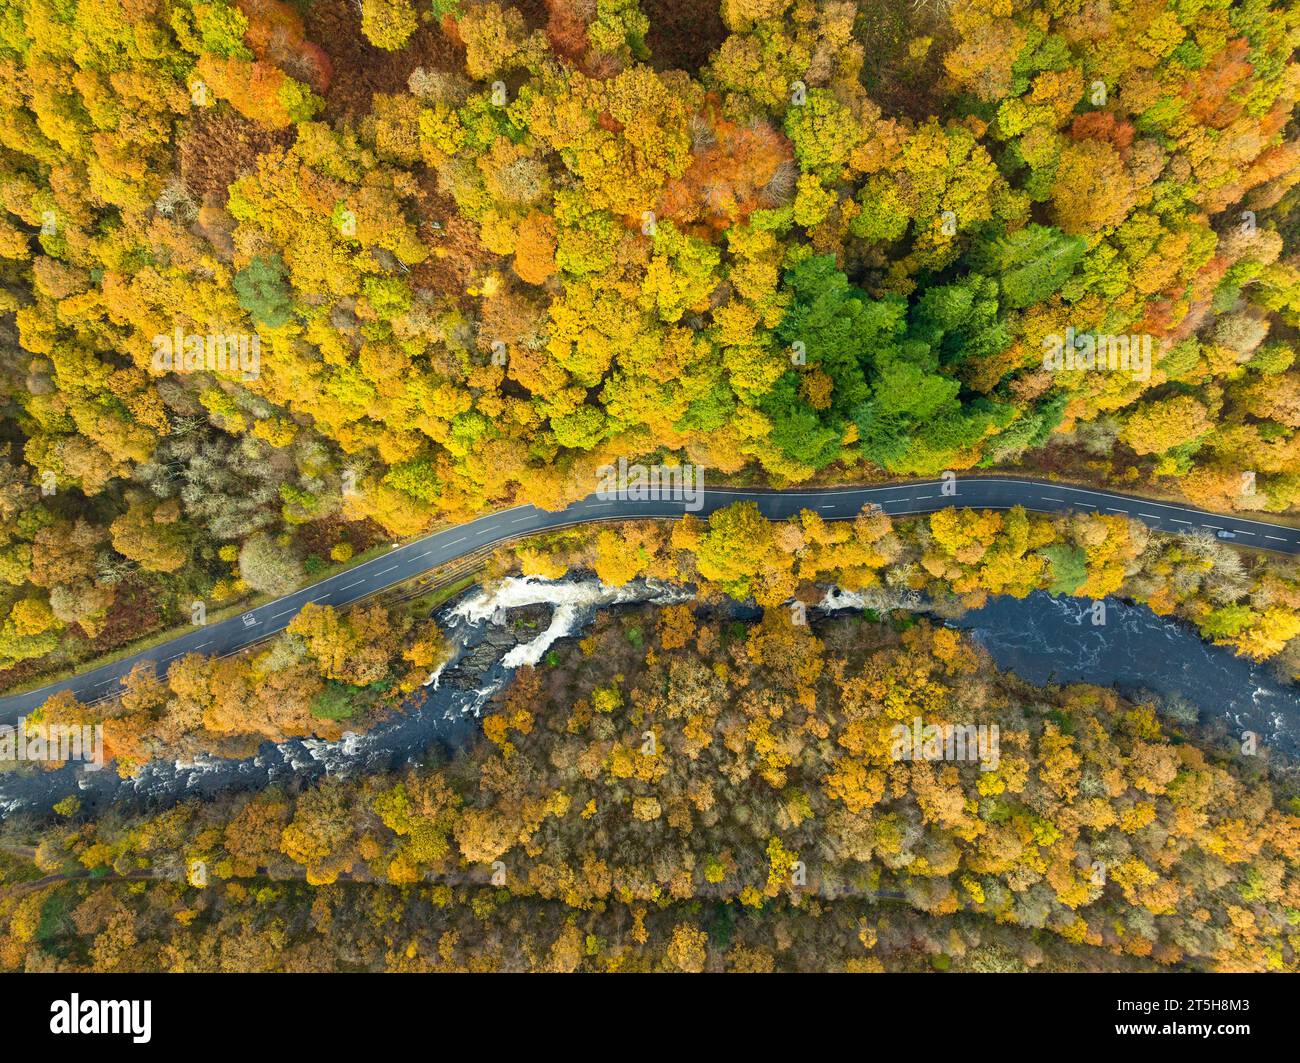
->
[641, 0, 727, 74]
[178, 109, 295, 205]
[304, 0, 465, 119]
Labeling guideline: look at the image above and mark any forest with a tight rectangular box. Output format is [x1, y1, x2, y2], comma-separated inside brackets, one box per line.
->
[17, 499, 1300, 771]
[2, 610, 1297, 972]
[1, 0, 1299, 687]
[1, 0, 1299, 979]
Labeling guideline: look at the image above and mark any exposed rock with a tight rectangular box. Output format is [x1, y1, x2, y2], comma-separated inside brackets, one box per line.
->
[442, 603, 553, 689]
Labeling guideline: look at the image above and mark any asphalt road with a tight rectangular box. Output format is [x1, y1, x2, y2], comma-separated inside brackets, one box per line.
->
[2, 475, 1297, 719]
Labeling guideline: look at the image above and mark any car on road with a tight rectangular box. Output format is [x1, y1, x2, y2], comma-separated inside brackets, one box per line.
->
[1216, 530, 1237, 539]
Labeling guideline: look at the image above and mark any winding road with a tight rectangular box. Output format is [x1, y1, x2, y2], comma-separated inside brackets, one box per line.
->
[2, 475, 1297, 719]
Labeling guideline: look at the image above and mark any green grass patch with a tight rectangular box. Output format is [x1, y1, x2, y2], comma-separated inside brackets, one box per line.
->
[311, 681, 360, 722]
[401, 573, 482, 618]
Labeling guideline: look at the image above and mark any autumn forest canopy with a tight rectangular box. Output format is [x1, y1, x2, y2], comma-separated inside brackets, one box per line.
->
[5, 610, 1300, 973]
[0, 0, 1299, 684]
[1, 0, 1300, 982]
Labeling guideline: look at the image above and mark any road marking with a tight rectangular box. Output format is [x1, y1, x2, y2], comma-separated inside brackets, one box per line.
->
[342, 580, 364, 590]
[1202, 525, 1223, 531]
[984, 479, 1295, 530]
[378, 565, 397, 574]
[271, 609, 295, 619]
[913, 495, 931, 500]
[510, 516, 532, 524]
[7, 477, 1300, 716]
[698, 478, 1299, 532]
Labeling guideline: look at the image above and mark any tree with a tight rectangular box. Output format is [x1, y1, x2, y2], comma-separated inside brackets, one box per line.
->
[109, 500, 188, 574]
[238, 533, 304, 595]
[513, 211, 557, 285]
[689, 502, 795, 606]
[665, 924, 708, 972]
[361, 0, 419, 50]
[279, 780, 357, 885]
[1120, 396, 1213, 456]
[233, 255, 294, 327]
[1049, 140, 1135, 236]
[969, 225, 1085, 310]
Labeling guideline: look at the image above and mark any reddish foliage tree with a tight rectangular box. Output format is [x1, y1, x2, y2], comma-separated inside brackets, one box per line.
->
[658, 103, 794, 235]
[544, 0, 591, 65]
[1068, 111, 1135, 158]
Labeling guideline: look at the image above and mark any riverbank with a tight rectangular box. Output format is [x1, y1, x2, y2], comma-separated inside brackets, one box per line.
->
[1, 574, 1297, 822]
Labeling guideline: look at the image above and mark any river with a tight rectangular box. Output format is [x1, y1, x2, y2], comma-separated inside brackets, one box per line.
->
[947, 591, 1298, 754]
[0, 577, 1295, 818]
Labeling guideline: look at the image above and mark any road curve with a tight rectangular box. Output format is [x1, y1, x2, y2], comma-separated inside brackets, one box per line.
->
[3, 475, 1297, 719]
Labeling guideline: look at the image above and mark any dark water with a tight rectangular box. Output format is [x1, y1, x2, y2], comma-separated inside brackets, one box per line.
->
[948, 591, 1299, 755]
[1, 581, 1295, 819]
[0, 577, 687, 819]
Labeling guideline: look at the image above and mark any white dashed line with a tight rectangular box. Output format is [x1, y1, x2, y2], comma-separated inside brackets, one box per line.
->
[9, 479, 1300, 718]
